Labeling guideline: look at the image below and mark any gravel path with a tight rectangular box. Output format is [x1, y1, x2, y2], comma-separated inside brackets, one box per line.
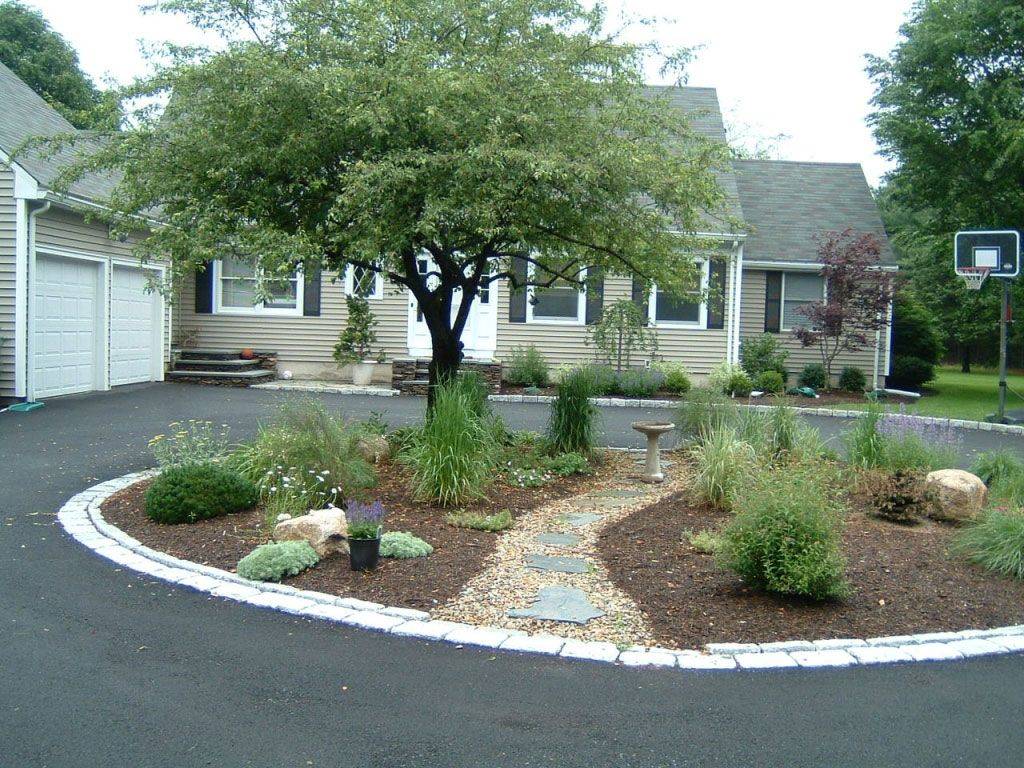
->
[435, 452, 685, 647]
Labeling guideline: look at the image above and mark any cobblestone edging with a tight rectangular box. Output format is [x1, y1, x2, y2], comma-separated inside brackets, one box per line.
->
[489, 394, 1024, 435]
[58, 472, 1024, 671]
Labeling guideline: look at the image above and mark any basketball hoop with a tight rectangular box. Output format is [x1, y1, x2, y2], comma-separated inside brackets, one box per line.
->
[960, 266, 990, 291]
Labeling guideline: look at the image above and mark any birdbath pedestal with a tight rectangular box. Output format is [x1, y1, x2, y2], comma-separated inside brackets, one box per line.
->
[631, 421, 675, 483]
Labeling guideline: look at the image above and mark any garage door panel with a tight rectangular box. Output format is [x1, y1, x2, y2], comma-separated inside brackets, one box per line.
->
[111, 265, 159, 386]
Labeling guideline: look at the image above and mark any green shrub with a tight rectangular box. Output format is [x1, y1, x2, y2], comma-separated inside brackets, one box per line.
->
[726, 370, 753, 397]
[719, 468, 848, 601]
[380, 531, 433, 558]
[739, 333, 789, 379]
[145, 463, 257, 524]
[754, 370, 785, 394]
[505, 346, 549, 387]
[691, 427, 758, 510]
[404, 380, 498, 506]
[653, 361, 691, 395]
[333, 294, 378, 364]
[445, 509, 514, 532]
[708, 361, 743, 394]
[676, 388, 736, 443]
[972, 450, 1024, 487]
[838, 366, 867, 393]
[616, 368, 664, 398]
[548, 367, 599, 454]
[889, 356, 935, 391]
[955, 510, 1024, 580]
[237, 541, 319, 582]
[798, 363, 828, 390]
[889, 292, 942, 391]
[148, 419, 231, 468]
[546, 451, 592, 477]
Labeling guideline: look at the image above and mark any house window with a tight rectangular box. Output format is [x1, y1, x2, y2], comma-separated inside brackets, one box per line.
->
[527, 263, 586, 324]
[215, 256, 302, 315]
[346, 265, 383, 300]
[781, 272, 825, 330]
[649, 261, 708, 328]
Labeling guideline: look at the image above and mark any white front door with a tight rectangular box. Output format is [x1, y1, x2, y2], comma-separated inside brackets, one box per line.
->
[33, 254, 103, 398]
[406, 255, 497, 360]
[110, 265, 162, 386]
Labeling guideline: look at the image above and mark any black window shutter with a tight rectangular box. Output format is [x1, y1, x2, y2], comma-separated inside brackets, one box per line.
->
[585, 267, 604, 325]
[508, 255, 528, 323]
[194, 261, 214, 314]
[764, 272, 782, 333]
[631, 276, 649, 320]
[303, 269, 322, 317]
[707, 260, 727, 329]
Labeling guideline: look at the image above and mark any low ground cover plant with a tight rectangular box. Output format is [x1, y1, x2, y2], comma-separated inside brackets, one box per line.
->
[956, 510, 1024, 580]
[719, 467, 849, 601]
[237, 541, 319, 581]
[548, 367, 598, 454]
[380, 531, 433, 558]
[445, 509, 513, 532]
[505, 346, 549, 388]
[145, 463, 257, 524]
[685, 529, 722, 555]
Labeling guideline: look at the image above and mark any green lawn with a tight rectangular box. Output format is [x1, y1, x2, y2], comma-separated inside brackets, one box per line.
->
[886, 366, 1024, 421]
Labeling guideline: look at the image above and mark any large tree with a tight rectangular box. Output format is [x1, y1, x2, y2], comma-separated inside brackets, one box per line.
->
[0, 1, 116, 129]
[868, 0, 1024, 369]
[46, 0, 733, 393]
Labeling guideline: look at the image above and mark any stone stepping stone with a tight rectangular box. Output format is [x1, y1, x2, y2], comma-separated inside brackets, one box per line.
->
[526, 554, 590, 573]
[536, 532, 581, 548]
[508, 586, 605, 624]
[563, 512, 601, 528]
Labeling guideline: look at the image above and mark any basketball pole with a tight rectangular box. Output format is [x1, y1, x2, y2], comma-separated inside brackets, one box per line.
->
[998, 278, 1011, 423]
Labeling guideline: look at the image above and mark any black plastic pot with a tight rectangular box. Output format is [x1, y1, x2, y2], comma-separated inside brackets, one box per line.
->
[349, 537, 381, 571]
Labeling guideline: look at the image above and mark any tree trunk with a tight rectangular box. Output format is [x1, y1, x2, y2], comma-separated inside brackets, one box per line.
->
[960, 345, 971, 373]
[426, 325, 463, 408]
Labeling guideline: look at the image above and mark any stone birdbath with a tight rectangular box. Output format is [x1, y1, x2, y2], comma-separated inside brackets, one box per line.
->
[631, 421, 675, 483]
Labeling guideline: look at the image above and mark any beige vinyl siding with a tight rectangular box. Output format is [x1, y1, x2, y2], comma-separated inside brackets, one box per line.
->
[174, 270, 410, 374]
[35, 205, 171, 367]
[494, 266, 734, 377]
[0, 165, 15, 397]
[739, 268, 889, 385]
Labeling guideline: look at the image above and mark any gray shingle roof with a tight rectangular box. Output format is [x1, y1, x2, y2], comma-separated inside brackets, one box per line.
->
[733, 159, 895, 264]
[0, 59, 118, 202]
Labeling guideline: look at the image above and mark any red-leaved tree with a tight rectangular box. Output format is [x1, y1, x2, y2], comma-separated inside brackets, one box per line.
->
[794, 230, 896, 382]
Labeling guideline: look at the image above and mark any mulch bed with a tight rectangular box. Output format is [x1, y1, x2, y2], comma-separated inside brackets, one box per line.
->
[499, 385, 916, 408]
[101, 459, 599, 611]
[598, 492, 1024, 648]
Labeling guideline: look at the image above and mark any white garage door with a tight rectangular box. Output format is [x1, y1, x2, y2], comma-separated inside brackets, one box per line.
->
[33, 254, 101, 398]
[111, 265, 159, 386]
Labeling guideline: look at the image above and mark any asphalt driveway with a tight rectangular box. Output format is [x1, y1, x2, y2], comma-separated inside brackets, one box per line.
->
[2, 382, 1023, 767]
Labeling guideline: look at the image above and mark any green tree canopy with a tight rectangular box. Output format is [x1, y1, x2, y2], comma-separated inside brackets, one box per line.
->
[51, 0, 735, 389]
[0, 0, 116, 129]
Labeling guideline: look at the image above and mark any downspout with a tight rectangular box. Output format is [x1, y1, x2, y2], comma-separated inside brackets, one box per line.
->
[25, 199, 51, 402]
[731, 242, 744, 365]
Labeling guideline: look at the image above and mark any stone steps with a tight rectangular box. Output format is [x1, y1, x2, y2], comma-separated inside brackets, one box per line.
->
[169, 368, 276, 386]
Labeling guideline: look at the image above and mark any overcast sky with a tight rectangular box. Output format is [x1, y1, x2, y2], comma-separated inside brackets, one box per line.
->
[24, 0, 913, 185]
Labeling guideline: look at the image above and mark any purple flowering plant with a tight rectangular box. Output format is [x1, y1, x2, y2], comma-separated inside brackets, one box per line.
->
[876, 405, 961, 471]
[346, 499, 386, 540]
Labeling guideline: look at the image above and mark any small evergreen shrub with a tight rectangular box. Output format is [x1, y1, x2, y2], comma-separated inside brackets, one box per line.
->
[888, 355, 935, 392]
[798, 363, 828, 390]
[505, 346, 549, 387]
[691, 427, 757, 510]
[865, 470, 930, 524]
[838, 366, 866, 393]
[445, 509, 514, 532]
[548, 368, 598, 454]
[956, 510, 1024, 580]
[972, 450, 1024, 487]
[676, 388, 736, 442]
[380, 531, 433, 558]
[145, 463, 257, 524]
[739, 333, 789, 379]
[719, 468, 848, 601]
[237, 541, 319, 582]
[653, 361, 691, 395]
[616, 368, 664, 398]
[726, 370, 753, 397]
[754, 370, 785, 394]
[333, 294, 378, 364]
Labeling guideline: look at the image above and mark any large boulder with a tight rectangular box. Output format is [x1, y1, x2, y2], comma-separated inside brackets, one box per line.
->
[355, 434, 389, 464]
[273, 508, 349, 557]
[925, 469, 987, 523]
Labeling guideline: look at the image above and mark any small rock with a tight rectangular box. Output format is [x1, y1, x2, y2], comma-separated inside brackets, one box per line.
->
[355, 434, 389, 464]
[275, 513, 292, 523]
[274, 508, 349, 557]
[925, 469, 987, 523]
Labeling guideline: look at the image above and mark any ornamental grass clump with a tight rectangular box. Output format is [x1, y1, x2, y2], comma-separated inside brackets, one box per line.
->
[237, 541, 319, 582]
[955, 510, 1024, 581]
[404, 380, 498, 506]
[380, 531, 433, 558]
[691, 426, 758, 510]
[547, 367, 598, 454]
[676, 388, 736, 443]
[719, 467, 849, 601]
[145, 463, 257, 524]
[971, 450, 1024, 488]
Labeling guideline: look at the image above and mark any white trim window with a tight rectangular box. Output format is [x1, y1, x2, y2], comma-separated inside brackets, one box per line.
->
[781, 272, 825, 331]
[649, 260, 709, 328]
[345, 265, 384, 300]
[214, 256, 303, 316]
[527, 263, 587, 325]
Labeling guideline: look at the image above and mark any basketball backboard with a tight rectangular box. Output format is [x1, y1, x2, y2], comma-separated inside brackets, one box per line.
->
[955, 230, 1020, 278]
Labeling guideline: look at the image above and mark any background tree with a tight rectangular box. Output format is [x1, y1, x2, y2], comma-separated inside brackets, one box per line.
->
[0, 0, 117, 129]
[44, 0, 733, 398]
[793, 230, 895, 381]
[868, 0, 1024, 370]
